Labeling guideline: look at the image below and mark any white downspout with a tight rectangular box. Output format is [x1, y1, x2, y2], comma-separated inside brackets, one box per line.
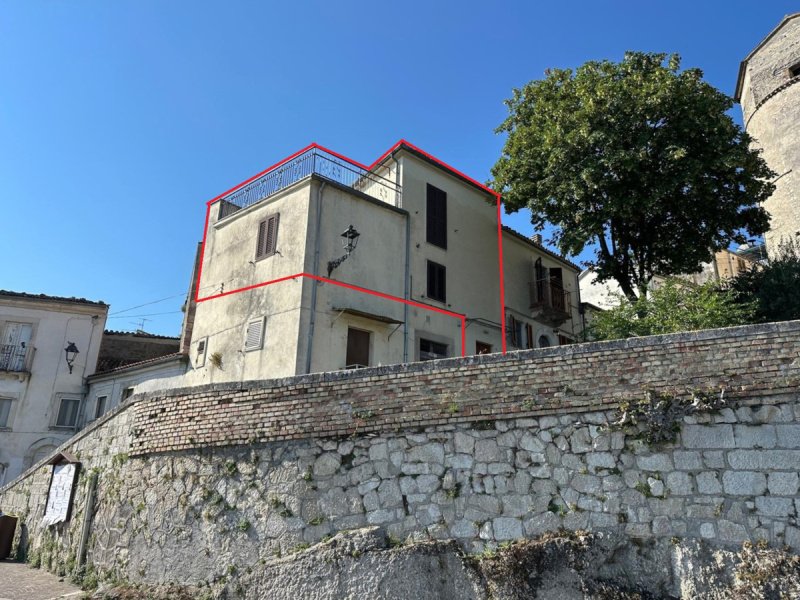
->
[305, 181, 326, 374]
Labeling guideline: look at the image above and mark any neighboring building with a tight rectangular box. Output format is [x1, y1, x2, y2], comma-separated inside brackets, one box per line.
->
[0, 291, 107, 484]
[735, 12, 800, 254]
[183, 142, 583, 385]
[96, 330, 180, 372]
[85, 353, 187, 424]
[579, 248, 759, 310]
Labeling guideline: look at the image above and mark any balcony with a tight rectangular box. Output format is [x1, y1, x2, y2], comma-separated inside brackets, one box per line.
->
[530, 279, 572, 326]
[217, 147, 402, 219]
[0, 344, 32, 375]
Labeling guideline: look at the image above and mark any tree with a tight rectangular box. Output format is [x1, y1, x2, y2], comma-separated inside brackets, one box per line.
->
[491, 52, 775, 302]
[730, 240, 800, 323]
[589, 279, 754, 341]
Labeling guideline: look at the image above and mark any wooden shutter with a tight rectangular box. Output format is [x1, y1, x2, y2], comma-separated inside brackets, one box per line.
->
[346, 328, 371, 367]
[256, 214, 280, 259]
[526, 324, 534, 349]
[245, 318, 265, 351]
[426, 184, 447, 249]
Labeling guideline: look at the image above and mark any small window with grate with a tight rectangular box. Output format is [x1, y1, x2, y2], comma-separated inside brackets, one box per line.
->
[256, 213, 280, 260]
[244, 317, 265, 352]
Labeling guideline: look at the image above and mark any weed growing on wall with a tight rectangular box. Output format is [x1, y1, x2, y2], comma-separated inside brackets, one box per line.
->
[607, 387, 727, 445]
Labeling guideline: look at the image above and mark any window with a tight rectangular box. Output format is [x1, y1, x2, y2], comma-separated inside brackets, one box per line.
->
[256, 213, 280, 260]
[1, 322, 33, 372]
[790, 61, 800, 79]
[420, 338, 448, 361]
[0, 398, 11, 428]
[506, 315, 533, 349]
[427, 260, 446, 303]
[122, 387, 135, 401]
[94, 396, 108, 420]
[426, 184, 447, 249]
[476, 341, 492, 355]
[538, 335, 552, 348]
[55, 398, 80, 428]
[244, 317, 265, 351]
[345, 328, 371, 368]
[196, 338, 208, 367]
[558, 334, 574, 346]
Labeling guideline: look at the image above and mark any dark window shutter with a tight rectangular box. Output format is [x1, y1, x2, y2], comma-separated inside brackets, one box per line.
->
[256, 214, 280, 259]
[427, 261, 446, 302]
[526, 324, 534, 349]
[426, 184, 447, 249]
[256, 220, 267, 259]
[266, 214, 279, 255]
[507, 314, 517, 346]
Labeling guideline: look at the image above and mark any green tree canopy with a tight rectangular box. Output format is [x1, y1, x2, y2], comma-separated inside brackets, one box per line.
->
[589, 279, 754, 341]
[730, 240, 800, 323]
[492, 52, 775, 302]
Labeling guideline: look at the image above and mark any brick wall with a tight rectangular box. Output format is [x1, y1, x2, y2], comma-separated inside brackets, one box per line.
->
[131, 321, 800, 455]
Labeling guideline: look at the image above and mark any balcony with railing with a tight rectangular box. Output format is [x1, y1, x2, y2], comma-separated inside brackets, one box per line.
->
[0, 344, 32, 374]
[217, 147, 402, 219]
[530, 279, 572, 326]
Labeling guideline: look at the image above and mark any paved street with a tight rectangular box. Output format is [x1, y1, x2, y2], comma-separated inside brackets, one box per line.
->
[0, 561, 84, 600]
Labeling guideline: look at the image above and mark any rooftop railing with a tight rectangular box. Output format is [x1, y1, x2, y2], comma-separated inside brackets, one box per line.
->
[218, 148, 401, 219]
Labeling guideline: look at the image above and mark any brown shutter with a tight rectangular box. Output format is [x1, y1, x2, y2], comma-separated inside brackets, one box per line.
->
[256, 220, 267, 259]
[426, 184, 447, 249]
[526, 324, 534, 349]
[507, 314, 517, 347]
[256, 214, 280, 259]
[266, 214, 279, 255]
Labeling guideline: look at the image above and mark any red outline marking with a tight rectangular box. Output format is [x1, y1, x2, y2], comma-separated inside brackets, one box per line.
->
[195, 140, 508, 357]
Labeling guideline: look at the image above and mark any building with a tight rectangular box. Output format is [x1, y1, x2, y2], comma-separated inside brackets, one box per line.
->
[85, 352, 186, 424]
[83, 330, 184, 424]
[0, 291, 107, 484]
[181, 141, 583, 385]
[579, 248, 759, 310]
[735, 13, 800, 253]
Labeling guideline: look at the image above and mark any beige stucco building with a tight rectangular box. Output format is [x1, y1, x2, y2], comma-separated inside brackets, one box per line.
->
[0, 291, 107, 484]
[735, 12, 800, 254]
[182, 142, 583, 385]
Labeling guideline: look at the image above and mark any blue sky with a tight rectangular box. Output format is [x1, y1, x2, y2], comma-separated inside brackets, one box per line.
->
[1, 1, 795, 335]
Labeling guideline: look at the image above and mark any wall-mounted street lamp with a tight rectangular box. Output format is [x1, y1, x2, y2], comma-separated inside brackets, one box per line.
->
[64, 342, 79, 374]
[327, 225, 361, 277]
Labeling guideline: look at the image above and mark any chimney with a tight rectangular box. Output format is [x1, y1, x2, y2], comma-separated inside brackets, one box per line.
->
[532, 233, 543, 246]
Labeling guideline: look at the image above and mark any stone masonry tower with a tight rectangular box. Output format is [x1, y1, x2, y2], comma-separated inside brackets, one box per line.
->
[735, 13, 800, 254]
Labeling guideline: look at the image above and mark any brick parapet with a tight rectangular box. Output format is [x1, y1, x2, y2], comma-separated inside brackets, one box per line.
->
[130, 320, 800, 456]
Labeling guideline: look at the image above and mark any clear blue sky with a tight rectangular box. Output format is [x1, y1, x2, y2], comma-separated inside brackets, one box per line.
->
[1, 1, 795, 335]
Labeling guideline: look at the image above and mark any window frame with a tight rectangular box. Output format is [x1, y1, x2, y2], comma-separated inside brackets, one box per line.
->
[345, 327, 372, 369]
[419, 338, 448, 361]
[94, 395, 108, 420]
[426, 184, 447, 249]
[0, 397, 12, 428]
[54, 397, 81, 429]
[195, 337, 208, 367]
[426, 260, 447, 303]
[255, 213, 280, 261]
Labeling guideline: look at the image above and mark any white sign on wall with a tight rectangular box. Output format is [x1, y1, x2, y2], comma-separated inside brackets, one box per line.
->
[42, 462, 78, 526]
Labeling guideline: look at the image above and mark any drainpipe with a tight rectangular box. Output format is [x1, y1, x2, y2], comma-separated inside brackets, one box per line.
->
[396, 156, 410, 363]
[305, 181, 326, 374]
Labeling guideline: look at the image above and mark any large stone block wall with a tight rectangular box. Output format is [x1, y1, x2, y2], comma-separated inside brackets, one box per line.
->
[0, 321, 799, 589]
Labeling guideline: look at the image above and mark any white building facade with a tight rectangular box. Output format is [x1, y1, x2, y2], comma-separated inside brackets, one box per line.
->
[182, 142, 583, 385]
[0, 291, 107, 484]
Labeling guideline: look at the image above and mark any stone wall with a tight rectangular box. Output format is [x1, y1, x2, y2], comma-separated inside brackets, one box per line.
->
[1, 321, 799, 590]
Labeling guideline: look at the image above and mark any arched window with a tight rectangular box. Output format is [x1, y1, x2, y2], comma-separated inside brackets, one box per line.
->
[538, 335, 552, 348]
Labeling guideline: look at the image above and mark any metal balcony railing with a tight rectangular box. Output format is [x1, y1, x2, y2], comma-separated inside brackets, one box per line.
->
[530, 279, 572, 323]
[0, 344, 31, 373]
[218, 148, 402, 219]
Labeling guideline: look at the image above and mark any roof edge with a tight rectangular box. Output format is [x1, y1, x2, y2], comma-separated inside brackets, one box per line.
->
[735, 12, 800, 102]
